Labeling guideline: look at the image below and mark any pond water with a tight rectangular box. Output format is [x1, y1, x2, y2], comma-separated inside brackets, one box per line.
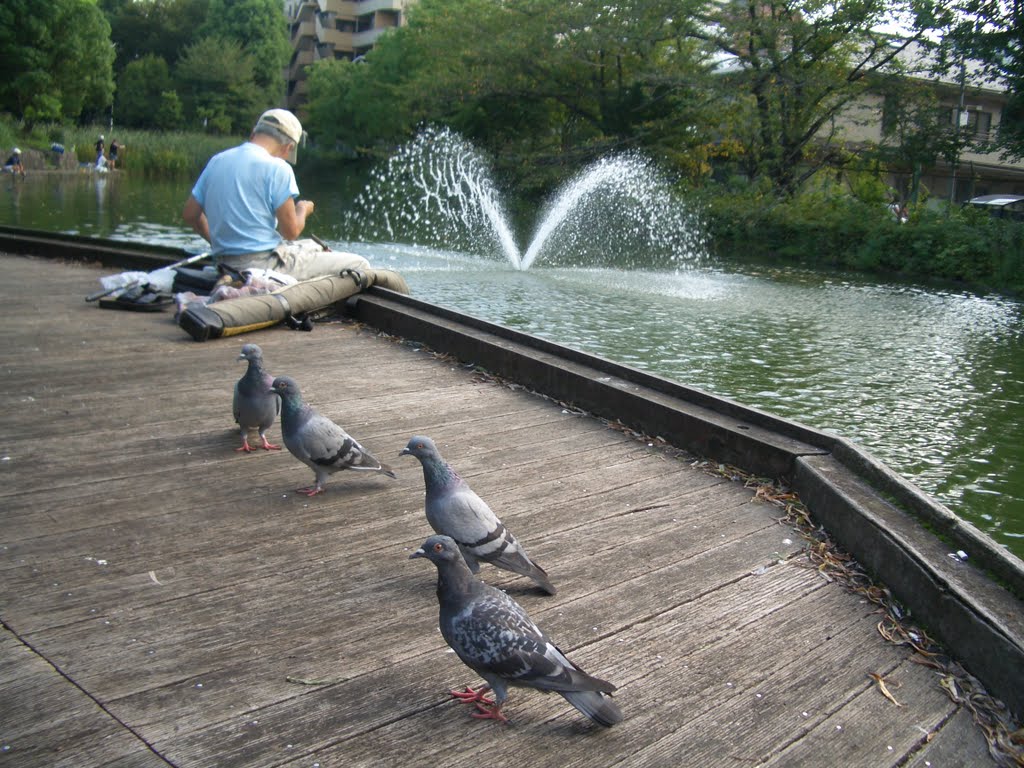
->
[2, 168, 1022, 559]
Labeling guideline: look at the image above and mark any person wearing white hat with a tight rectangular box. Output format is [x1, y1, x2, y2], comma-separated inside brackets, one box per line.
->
[182, 108, 369, 281]
[3, 147, 25, 176]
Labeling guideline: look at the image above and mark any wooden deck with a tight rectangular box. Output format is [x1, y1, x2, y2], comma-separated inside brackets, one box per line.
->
[0, 252, 1001, 767]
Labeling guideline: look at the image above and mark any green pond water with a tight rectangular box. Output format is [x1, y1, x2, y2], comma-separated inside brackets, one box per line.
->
[2, 169, 1022, 559]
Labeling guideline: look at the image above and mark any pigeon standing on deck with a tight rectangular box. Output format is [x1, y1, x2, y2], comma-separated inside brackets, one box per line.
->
[411, 535, 623, 726]
[233, 343, 280, 452]
[270, 376, 396, 496]
[400, 435, 556, 595]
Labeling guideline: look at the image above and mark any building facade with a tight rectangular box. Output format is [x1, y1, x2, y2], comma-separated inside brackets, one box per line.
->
[285, 0, 411, 113]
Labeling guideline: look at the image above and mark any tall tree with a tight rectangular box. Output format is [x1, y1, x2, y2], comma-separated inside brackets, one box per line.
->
[0, 0, 115, 122]
[306, 0, 711, 183]
[116, 54, 175, 128]
[102, 0, 211, 74]
[200, 0, 290, 104]
[692, 0, 947, 197]
[175, 36, 261, 132]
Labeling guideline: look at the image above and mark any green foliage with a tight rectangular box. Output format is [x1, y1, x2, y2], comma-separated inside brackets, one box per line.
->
[705, 186, 1024, 295]
[55, 123, 238, 176]
[175, 36, 261, 133]
[102, 0, 210, 73]
[116, 56, 174, 129]
[305, 0, 712, 186]
[695, 1, 947, 197]
[0, 0, 115, 123]
[200, 0, 290, 102]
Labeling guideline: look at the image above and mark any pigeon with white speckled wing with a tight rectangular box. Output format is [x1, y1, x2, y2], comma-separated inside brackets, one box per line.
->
[400, 435, 556, 594]
[233, 344, 280, 452]
[410, 534, 622, 726]
[270, 376, 396, 496]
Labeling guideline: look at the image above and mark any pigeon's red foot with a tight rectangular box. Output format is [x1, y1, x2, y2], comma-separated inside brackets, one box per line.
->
[449, 685, 493, 705]
[260, 438, 281, 451]
[296, 486, 323, 497]
[471, 701, 510, 724]
[236, 442, 254, 453]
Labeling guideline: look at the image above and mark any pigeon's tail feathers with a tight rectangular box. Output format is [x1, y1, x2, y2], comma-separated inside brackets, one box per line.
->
[560, 690, 623, 727]
[526, 562, 556, 595]
[488, 547, 557, 595]
[380, 463, 398, 479]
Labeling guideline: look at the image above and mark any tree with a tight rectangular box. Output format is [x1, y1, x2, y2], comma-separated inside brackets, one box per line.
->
[691, 0, 948, 197]
[305, 0, 712, 185]
[0, 0, 115, 123]
[175, 36, 261, 132]
[115, 55, 174, 128]
[200, 0, 290, 104]
[101, 0, 210, 74]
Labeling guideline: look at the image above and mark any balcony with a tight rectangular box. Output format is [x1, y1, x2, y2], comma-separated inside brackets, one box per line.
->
[315, 13, 354, 50]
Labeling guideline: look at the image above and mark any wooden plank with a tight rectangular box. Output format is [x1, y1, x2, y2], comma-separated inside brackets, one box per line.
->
[0, 252, 1005, 767]
[0, 627, 170, 767]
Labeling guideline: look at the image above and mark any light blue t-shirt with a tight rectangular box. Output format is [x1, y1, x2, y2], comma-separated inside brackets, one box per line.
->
[191, 142, 299, 256]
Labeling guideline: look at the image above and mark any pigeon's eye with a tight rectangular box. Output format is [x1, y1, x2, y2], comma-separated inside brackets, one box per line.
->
[433, 543, 444, 552]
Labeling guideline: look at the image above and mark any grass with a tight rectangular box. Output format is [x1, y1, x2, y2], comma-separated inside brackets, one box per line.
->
[1, 116, 240, 177]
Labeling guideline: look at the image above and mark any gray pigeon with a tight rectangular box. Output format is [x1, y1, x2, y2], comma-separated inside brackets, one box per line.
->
[269, 376, 396, 496]
[411, 535, 623, 726]
[400, 436, 556, 595]
[233, 343, 280, 452]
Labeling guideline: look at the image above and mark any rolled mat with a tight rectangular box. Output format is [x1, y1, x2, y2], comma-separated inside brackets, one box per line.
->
[178, 268, 409, 342]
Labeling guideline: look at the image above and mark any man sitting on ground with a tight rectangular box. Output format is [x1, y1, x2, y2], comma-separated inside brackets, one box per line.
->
[182, 108, 369, 281]
[3, 148, 25, 176]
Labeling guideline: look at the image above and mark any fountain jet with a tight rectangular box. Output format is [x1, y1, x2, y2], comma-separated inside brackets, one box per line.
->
[347, 126, 705, 270]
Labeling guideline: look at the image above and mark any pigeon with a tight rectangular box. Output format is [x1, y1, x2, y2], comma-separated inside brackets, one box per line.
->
[233, 343, 280, 452]
[269, 375, 397, 496]
[410, 535, 623, 726]
[400, 436, 556, 595]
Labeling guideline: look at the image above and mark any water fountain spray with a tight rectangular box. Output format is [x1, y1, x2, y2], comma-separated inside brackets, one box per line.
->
[348, 126, 706, 270]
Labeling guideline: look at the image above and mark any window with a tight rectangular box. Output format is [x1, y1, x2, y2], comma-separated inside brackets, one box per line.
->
[947, 107, 994, 138]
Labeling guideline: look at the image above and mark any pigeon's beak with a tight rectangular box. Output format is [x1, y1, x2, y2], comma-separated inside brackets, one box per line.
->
[399, 448, 411, 457]
[409, 547, 425, 560]
[267, 388, 279, 396]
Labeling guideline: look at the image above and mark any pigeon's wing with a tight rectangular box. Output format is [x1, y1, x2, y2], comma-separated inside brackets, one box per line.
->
[294, 413, 354, 468]
[428, 484, 498, 544]
[447, 590, 608, 694]
[430, 486, 556, 593]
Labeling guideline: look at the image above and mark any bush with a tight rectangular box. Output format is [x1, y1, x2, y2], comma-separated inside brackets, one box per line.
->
[704, 185, 1024, 296]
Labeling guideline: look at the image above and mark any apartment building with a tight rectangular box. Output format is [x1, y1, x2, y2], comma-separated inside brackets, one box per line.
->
[285, 0, 411, 113]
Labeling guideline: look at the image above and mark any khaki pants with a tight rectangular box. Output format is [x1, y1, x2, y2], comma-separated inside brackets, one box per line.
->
[220, 239, 371, 282]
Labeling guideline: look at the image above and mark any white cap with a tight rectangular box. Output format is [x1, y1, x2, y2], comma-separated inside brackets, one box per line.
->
[255, 109, 304, 164]
[12, 147, 20, 154]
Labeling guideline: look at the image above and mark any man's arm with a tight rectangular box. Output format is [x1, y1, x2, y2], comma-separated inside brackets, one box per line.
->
[275, 197, 315, 241]
[182, 195, 211, 244]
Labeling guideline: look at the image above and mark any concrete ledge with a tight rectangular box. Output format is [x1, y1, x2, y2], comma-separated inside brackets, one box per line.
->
[0, 225, 196, 272]
[794, 453, 1024, 718]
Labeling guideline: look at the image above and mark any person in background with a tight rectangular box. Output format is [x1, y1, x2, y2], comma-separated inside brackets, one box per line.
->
[3, 147, 25, 176]
[182, 108, 370, 281]
[95, 135, 105, 165]
[109, 139, 122, 170]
